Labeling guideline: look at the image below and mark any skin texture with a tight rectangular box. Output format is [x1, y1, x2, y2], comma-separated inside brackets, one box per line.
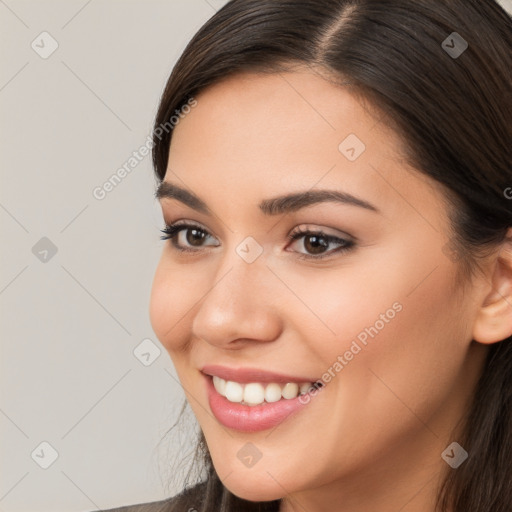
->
[149, 70, 512, 512]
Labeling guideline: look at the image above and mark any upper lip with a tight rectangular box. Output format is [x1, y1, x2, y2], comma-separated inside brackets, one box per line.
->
[201, 364, 317, 384]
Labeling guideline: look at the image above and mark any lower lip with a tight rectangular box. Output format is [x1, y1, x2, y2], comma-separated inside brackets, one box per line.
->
[205, 375, 317, 432]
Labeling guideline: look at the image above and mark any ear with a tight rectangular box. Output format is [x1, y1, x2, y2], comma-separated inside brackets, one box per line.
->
[472, 228, 512, 344]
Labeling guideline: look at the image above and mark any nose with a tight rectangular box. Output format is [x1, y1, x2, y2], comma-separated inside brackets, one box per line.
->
[191, 248, 283, 349]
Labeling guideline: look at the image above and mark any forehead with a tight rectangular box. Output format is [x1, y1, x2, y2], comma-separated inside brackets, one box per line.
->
[172, 69, 395, 154]
[166, 70, 447, 225]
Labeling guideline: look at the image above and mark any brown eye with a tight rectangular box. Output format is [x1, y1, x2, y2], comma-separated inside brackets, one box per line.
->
[160, 222, 219, 252]
[287, 228, 355, 260]
[185, 227, 208, 246]
[302, 234, 330, 254]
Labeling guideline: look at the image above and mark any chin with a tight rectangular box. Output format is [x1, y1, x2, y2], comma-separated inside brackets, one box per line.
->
[219, 472, 288, 502]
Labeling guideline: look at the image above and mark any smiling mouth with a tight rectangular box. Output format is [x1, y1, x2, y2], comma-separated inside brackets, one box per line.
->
[204, 373, 324, 432]
[212, 375, 320, 406]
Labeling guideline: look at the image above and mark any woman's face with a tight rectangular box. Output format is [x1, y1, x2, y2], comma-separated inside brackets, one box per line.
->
[150, 70, 488, 509]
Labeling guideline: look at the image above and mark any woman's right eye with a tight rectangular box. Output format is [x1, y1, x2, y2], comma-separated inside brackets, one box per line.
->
[160, 222, 219, 253]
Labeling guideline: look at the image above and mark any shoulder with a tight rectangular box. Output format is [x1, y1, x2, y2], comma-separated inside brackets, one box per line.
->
[98, 480, 207, 512]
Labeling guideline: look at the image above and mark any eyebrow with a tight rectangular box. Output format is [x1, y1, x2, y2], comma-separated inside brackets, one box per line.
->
[155, 181, 380, 215]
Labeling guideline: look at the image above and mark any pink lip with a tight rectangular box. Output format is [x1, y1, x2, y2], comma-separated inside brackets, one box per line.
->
[203, 373, 319, 432]
[201, 364, 318, 384]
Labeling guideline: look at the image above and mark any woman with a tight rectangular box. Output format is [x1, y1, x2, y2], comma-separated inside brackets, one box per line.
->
[104, 0, 512, 510]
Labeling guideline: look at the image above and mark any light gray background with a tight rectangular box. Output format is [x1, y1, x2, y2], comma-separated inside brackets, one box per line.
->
[1, 1, 511, 511]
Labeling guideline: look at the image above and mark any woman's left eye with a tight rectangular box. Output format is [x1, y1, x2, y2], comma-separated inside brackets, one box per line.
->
[160, 222, 355, 260]
[286, 228, 355, 260]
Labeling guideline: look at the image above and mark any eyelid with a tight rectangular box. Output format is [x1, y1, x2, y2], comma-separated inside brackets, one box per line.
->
[289, 224, 355, 241]
[162, 217, 219, 237]
[162, 221, 354, 244]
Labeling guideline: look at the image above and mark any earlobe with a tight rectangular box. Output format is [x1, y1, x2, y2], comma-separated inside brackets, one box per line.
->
[472, 229, 512, 345]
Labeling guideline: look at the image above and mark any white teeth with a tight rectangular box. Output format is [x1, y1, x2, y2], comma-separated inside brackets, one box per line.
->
[282, 382, 299, 399]
[212, 376, 315, 405]
[300, 382, 313, 394]
[243, 383, 265, 405]
[213, 375, 226, 395]
[224, 381, 244, 402]
[264, 383, 282, 403]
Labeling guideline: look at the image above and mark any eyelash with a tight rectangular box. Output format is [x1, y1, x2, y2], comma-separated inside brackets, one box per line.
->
[159, 222, 355, 260]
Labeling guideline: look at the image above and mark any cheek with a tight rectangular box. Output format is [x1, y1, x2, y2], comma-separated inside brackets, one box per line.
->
[330, 262, 467, 442]
[276, 264, 404, 363]
[149, 257, 193, 352]
[293, 247, 467, 426]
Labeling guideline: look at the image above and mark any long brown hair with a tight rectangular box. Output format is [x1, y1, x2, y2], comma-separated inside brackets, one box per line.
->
[151, 1, 512, 510]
